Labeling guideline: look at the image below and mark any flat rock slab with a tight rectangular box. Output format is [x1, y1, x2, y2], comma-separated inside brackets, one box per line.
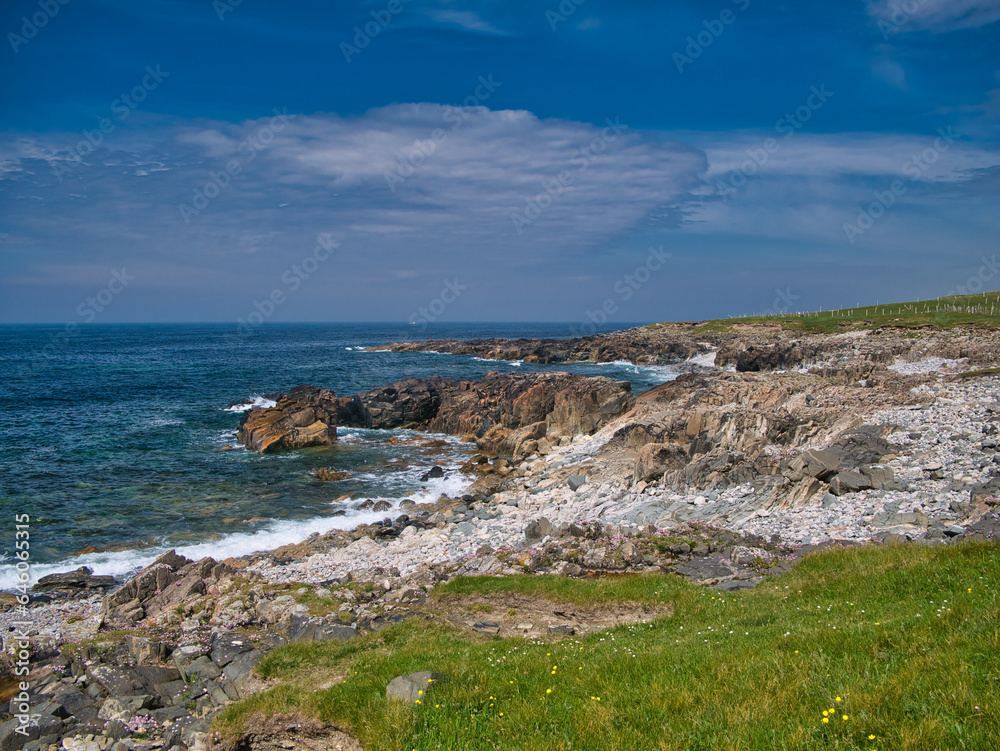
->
[211, 633, 256, 667]
[674, 556, 739, 584]
[32, 566, 115, 592]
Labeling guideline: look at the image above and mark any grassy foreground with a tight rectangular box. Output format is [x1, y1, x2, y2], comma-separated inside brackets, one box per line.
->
[216, 542, 999, 750]
[675, 291, 1000, 334]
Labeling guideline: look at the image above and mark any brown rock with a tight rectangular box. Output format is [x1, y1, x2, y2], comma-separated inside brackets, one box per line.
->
[312, 468, 353, 481]
[633, 442, 689, 484]
[237, 384, 339, 453]
[338, 372, 634, 449]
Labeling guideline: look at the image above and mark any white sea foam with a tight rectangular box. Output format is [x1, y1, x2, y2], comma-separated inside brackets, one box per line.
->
[686, 349, 719, 369]
[142, 416, 186, 427]
[223, 396, 277, 413]
[0, 471, 473, 590]
[593, 360, 679, 384]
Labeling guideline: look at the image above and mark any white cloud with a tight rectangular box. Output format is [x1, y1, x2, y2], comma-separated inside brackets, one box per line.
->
[0, 105, 707, 277]
[868, 0, 1000, 33]
[422, 8, 506, 34]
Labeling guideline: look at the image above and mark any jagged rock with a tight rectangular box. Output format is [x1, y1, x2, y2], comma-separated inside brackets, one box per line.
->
[567, 474, 588, 491]
[717, 343, 804, 372]
[477, 421, 547, 460]
[525, 517, 554, 542]
[312, 468, 352, 481]
[633, 442, 689, 483]
[468, 473, 506, 499]
[970, 481, 1000, 503]
[223, 650, 267, 696]
[830, 426, 895, 468]
[124, 635, 169, 665]
[860, 464, 896, 490]
[784, 449, 841, 481]
[103, 564, 177, 614]
[237, 384, 339, 453]
[340, 372, 634, 449]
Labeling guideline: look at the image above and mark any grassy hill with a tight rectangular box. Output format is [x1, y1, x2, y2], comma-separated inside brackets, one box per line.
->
[662, 292, 1000, 335]
[216, 541, 999, 750]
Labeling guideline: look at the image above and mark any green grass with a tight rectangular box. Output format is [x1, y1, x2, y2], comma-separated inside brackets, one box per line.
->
[216, 542, 999, 750]
[684, 292, 1000, 335]
[431, 570, 679, 607]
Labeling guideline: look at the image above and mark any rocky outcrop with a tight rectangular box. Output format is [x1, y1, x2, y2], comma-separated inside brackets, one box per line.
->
[103, 550, 241, 625]
[378, 321, 1000, 374]
[237, 384, 339, 453]
[337, 371, 635, 457]
[376, 333, 705, 366]
[239, 373, 633, 458]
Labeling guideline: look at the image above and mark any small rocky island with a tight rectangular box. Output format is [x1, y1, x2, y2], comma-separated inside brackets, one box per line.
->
[5, 318, 1000, 751]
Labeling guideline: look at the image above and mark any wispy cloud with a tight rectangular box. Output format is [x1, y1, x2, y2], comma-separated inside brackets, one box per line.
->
[867, 0, 1000, 33]
[421, 8, 506, 35]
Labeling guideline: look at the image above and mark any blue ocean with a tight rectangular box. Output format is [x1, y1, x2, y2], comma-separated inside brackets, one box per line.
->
[0, 323, 679, 588]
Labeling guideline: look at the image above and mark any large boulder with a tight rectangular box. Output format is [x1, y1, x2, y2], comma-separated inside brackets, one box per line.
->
[783, 449, 842, 482]
[237, 384, 339, 453]
[829, 470, 872, 496]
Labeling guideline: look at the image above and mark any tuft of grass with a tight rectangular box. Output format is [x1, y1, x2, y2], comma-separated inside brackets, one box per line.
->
[216, 541, 999, 750]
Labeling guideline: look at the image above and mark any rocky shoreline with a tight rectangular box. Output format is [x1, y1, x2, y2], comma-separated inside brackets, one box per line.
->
[4, 323, 1000, 751]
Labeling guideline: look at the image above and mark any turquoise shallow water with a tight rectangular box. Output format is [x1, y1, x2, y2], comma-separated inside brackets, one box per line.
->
[0, 323, 677, 586]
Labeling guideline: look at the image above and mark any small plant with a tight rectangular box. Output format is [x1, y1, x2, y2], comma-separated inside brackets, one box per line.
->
[125, 714, 159, 739]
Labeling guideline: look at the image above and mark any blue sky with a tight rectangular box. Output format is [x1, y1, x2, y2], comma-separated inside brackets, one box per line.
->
[1, 0, 998, 325]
